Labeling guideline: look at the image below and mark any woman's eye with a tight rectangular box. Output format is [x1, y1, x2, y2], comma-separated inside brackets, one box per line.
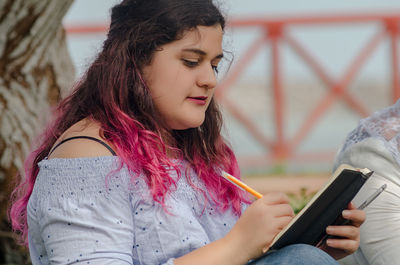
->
[182, 59, 199, 68]
[212, 65, 219, 74]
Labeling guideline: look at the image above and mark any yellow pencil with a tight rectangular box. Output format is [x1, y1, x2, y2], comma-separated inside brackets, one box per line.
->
[222, 171, 263, 199]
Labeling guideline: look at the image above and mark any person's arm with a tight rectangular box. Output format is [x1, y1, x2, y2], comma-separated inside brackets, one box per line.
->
[29, 161, 135, 264]
[175, 193, 295, 265]
[175, 193, 364, 264]
[354, 176, 400, 264]
[29, 136, 135, 264]
[334, 137, 400, 264]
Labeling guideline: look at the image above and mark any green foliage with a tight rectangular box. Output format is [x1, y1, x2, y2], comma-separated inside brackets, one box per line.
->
[267, 163, 287, 176]
[288, 188, 316, 214]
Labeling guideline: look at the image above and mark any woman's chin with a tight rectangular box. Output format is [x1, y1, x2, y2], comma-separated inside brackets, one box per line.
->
[170, 119, 205, 130]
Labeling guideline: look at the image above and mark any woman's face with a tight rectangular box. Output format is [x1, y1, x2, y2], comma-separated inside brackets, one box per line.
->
[142, 25, 223, 130]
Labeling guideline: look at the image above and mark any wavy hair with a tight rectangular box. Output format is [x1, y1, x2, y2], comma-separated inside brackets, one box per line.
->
[10, 0, 249, 245]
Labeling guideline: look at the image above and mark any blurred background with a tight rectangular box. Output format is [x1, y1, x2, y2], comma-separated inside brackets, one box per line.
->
[64, 0, 400, 176]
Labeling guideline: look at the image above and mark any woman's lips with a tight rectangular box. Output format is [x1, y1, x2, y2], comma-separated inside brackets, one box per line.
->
[187, 96, 207, 105]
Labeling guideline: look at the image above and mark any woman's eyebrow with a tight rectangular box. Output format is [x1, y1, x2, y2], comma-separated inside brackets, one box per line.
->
[182, 48, 223, 59]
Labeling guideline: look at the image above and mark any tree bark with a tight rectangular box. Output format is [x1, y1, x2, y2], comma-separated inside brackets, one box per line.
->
[0, 0, 74, 263]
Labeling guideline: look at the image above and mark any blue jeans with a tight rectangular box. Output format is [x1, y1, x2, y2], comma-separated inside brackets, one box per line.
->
[248, 244, 339, 265]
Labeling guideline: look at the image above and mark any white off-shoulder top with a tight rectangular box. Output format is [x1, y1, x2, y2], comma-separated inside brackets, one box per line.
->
[27, 157, 241, 265]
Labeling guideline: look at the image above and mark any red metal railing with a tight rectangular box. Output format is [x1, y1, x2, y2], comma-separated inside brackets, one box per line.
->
[216, 12, 400, 167]
[65, 11, 400, 168]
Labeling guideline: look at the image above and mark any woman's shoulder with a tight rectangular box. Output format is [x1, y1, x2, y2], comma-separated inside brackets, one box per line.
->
[36, 156, 125, 189]
[48, 118, 116, 159]
[337, 137, 391, 161]
[334, 137, 400, 182]
[35, 118, 125, 191]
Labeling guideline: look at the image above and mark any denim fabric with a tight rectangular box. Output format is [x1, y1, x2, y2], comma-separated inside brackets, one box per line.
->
[249, 244, 339, 265]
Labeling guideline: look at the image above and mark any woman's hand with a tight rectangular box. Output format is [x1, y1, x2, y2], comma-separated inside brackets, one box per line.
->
[175, 193, 293, 265]
[319, 203, 366, 260]
[225, 193, 294, 262]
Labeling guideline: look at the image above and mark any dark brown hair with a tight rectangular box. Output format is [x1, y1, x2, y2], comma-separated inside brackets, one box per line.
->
[10, 0, 248, 245]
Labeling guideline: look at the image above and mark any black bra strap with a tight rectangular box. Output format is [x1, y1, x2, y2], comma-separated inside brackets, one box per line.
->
[48, 136, 117, 157]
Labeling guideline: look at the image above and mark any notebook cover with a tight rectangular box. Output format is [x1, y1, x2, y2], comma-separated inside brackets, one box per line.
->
[268, 167, 371, 250]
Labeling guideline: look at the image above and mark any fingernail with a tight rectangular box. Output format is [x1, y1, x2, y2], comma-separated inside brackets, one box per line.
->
[326, 227, 334, 233]
[326, 239, 333, 246]
[343, 210, 351, 217]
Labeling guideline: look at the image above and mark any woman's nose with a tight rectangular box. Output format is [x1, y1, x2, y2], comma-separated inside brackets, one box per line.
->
[197, 64, 217, 89]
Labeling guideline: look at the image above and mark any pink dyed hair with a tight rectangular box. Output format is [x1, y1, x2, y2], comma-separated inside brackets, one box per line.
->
[9, 0, 250, 245]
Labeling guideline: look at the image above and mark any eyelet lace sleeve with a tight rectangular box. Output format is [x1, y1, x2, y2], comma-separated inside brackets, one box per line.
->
[339, 99, 400, 167]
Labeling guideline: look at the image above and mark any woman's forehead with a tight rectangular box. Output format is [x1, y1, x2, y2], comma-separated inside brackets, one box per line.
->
[166, 25, 223, 55]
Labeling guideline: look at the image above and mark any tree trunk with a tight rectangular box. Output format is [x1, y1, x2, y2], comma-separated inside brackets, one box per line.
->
[0, 0, 74, 263]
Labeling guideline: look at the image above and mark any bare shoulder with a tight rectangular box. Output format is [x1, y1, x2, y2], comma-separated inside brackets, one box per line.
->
[48, 119, 116, 159]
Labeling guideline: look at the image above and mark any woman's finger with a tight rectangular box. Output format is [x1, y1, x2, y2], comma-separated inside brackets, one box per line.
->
[326, 225, 359, 240]
[261, 192, 290, 205]
[342, 209, 366, 227]
[276, 216, 293, 230]
[272, 203, 295, 218]
[326, 238, 359, 253]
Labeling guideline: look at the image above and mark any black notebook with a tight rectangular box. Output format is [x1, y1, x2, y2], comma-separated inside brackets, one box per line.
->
[267, 164, 373, 251]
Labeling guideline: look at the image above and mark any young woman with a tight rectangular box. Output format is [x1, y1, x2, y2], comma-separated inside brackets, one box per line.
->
[10, 0, 365, 264]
